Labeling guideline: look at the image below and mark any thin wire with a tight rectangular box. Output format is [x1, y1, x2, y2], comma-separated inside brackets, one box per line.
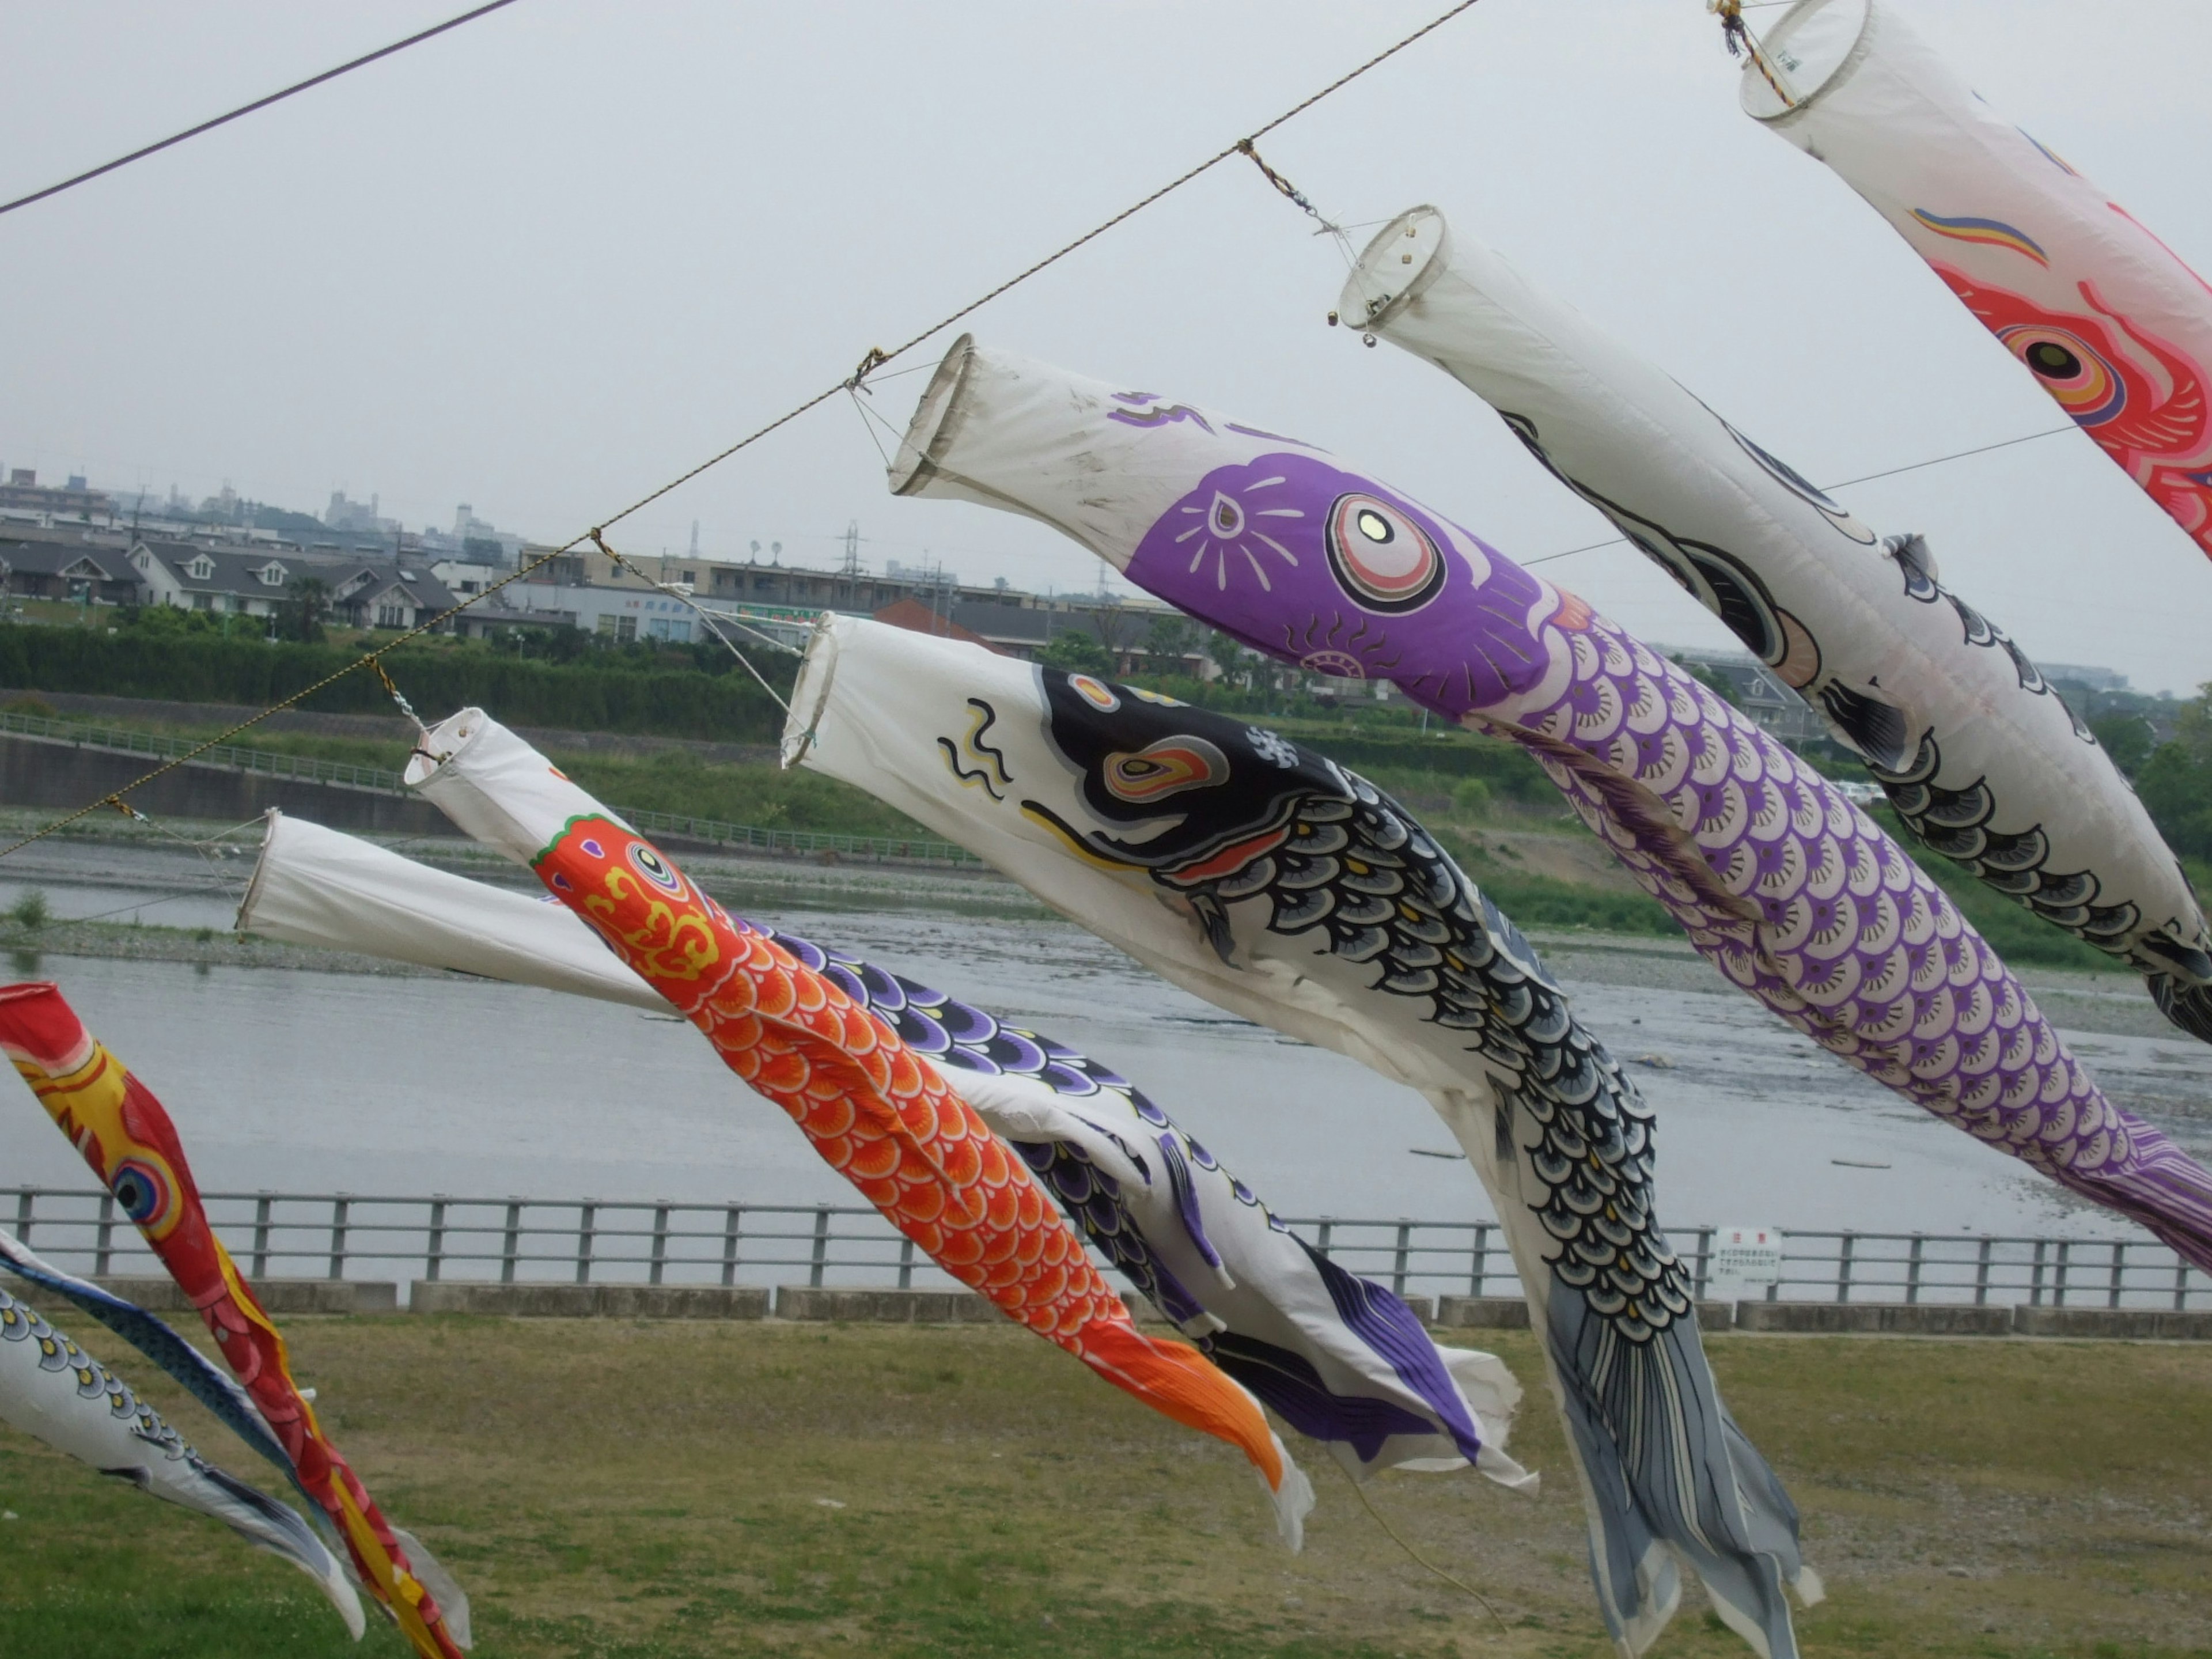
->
[1342, 1465, 1510, 1634]
[1522, 425, 2078, 567]
[590, 533, 793, 713]
[0, 0, 1485, 859]
[0, 0, 524, 219]
[1820, 424, 2073, 490]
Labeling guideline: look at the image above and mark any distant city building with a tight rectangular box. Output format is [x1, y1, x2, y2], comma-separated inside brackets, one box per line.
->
[324, 491, 397, 535]
[0, 468, 113, 527]
[2038, 662, 2130, 693]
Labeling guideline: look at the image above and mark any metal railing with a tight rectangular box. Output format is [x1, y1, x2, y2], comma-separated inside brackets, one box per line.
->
[3, 1186, 2203, 1310]
[0, 707, 980, 866]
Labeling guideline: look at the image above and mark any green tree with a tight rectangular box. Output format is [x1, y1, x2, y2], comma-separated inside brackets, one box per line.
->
[2090, 711, 2156, 778]
[278, 577, 331, 645]
[1040, 630, 1112, 677]
[1142, 613, 1196, 672]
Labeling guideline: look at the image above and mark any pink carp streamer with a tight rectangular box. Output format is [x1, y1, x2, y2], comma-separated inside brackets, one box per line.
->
[1744, 0, 2212, 560]
[885, 338, 2212, 1279]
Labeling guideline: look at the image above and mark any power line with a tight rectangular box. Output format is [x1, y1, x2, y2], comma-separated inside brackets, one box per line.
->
[0, 0, 1487, 858]
[0, 0, 524, 220]
[1524, 425, 2076, 567]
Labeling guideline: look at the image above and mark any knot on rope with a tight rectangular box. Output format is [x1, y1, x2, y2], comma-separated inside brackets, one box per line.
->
[369, 656, 429, 736]
[1235, 140, 1339, 236]
[847, 346, 889, 389]
[1709, 0, 1796, 106]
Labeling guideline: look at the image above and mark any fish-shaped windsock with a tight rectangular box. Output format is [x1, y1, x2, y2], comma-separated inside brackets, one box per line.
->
[1338, 205, 2212, 1041]
[399, 712, 1313, 1542]
[0, 1262, 365, 1636]
[1741, 0, 2212, 560]
[785, 617, 1813, 1657]
[887, 338, 2212, 1281]
[0, 984, 471, 1659]
[239, 812, 1527, 1491]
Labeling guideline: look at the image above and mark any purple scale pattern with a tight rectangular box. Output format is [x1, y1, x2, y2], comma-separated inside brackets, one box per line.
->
[1122, 448, 2212, 1269]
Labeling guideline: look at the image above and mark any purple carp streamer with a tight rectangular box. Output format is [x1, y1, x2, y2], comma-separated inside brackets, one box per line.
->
[1741, 0, 2212, 561]
[0, 1245, 365, 1635]
[241, 815, 1527, 1491]
[1337, 205, 2212, 1041]
[885, 338, 2212, 1282]
[789, 617, 1814, 1659]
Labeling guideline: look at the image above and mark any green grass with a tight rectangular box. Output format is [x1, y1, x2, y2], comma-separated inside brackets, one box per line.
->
[2, 1319, 2209, 1657]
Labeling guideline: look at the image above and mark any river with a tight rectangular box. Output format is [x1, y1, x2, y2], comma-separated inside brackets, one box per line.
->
[0, 832, 2205, 1243]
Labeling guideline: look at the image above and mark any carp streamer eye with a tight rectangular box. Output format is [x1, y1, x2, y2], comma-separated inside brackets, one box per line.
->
[112, 1157, 178, 1236]
[1101, 736, 1230, 804]
[1324, 491, 1446, 613]
[627, 841, 687, 896]
[1999, 324, 2124, 425]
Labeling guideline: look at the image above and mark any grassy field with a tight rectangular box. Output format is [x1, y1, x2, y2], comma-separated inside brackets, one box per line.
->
[1, 1318, 2207, 1658]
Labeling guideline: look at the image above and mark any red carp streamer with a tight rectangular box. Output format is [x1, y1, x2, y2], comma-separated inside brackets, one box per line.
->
[532, 810, 1290, 1491]
[0, 983, 468, 1659]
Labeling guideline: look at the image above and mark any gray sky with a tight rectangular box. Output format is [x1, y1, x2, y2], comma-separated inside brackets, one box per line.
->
[4, 1, 2209, 691]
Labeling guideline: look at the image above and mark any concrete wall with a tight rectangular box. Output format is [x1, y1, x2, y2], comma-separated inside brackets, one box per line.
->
[0, 732, 457, 836]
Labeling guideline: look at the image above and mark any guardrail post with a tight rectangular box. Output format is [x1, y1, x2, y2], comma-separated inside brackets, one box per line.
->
[94, 1193, 115, 1278]
[13, 1188, 31, 1247]
[1974, 1236, 1993, 1306]
[1905, 1234, 1924, 1306]
[1391, 1222, 1412, 1297]
[2030, 1239, 2048, 1306]
[898, 1237, 916, 1290]
[2109, 1241, 2126, 1309]
[721, 1206, 741, 1287]
[327, 1196, 350, 1281]
[1469, 1223, 1490, 1296]
[809, 1207, 831, 1288]
[426, 1198, 447, 1283]
[2056, 1240, 2072, 1308]
[500, 1202, 522, 1284]
[650, 1203, 671, 1286]
[575, 1203, 597, 1285]
[1315, 1220, 1333, 1261]
[1835, 1233, 1855, 1304]
[252, 1192, 274, 1279]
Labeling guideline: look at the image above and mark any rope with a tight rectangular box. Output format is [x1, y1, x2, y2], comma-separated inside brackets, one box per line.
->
[1710, 0, 1797, 109]
[0, 0, 524, 219]
[588, 533, 793, 713]
[1523, 425, 2077, 569]
[1341, 1465, 1510, 1634]
[0, 0, 1486, 859]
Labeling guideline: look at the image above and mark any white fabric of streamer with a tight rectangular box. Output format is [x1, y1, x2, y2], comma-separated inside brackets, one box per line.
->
[1743, 0, 2212, 563]
[0, 1240, 364, 1634]
[786, 617, 1817, 1659]
[238, 810, 1531, 1487]
[1338, 204, 2212, 1039]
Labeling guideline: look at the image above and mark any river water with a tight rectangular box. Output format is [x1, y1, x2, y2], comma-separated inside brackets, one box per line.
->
[1, 838, 2206, 1243]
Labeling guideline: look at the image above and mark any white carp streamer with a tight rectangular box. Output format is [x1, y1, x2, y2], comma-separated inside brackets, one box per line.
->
[1743, 0, 2212, 562]
[1338, 203, 2212, 1042]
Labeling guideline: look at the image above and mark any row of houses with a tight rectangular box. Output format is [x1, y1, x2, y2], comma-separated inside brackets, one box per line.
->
[0, 528, 458, 631]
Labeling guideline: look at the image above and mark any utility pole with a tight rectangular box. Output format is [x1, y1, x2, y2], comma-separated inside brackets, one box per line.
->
[841, 519, 861, 578]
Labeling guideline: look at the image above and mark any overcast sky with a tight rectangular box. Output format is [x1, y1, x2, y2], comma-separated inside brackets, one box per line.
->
[4, 1, 2209, 691]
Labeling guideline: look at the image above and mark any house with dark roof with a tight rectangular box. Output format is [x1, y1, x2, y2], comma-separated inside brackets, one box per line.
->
[127, 540, 458, 628]
[0, 539, 145, 606]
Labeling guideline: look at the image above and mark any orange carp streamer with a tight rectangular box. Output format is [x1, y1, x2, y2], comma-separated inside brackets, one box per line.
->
[536, 813, 1291, 1498]
[0, 983, 469, 1659]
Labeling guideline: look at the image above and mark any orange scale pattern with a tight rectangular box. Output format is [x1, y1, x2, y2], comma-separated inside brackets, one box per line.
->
[532, 816, 1286, 1467]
